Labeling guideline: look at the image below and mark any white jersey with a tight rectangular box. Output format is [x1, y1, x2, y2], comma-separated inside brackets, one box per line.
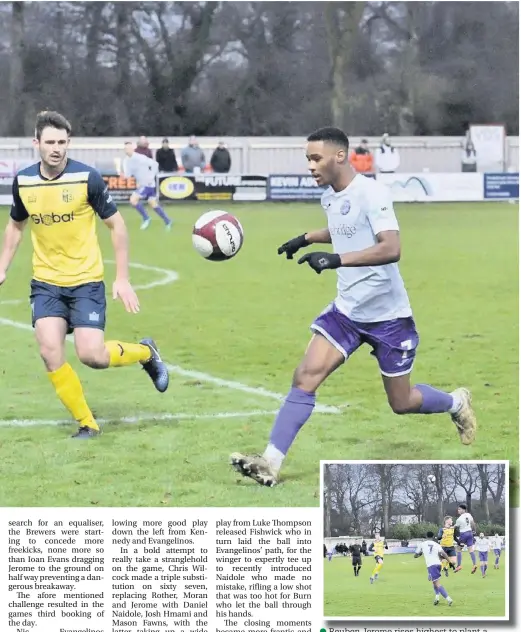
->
[455, 512, 474, 533]
[321, 174, 412, 322]
[491, 536, 503, 550]
[416, 540, 443, 567]
[475, 537, 490, 552]
[123, 152, 158, 187]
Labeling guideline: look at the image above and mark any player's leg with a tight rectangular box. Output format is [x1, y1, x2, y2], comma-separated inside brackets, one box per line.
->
[70, 282, 169, 392]
[370, 556, 382, 582]
[467, 543, 478, 573]
[433, 577, 452, 606]
[455, 545, 463, 571]
[366, 316, 476, 444]
[231, 304, 363, 486]
[129, 190, 151, 229]
[30, 280, 99, 438]
[147, 194, 172, 229]
[494, 548, 500, 569]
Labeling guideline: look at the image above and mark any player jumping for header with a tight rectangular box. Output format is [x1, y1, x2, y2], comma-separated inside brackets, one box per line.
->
[0, 111, 169, 438]
[455, 503, 478, 573]
[123, 142, 172, 231]
[231, 126, 476, 486]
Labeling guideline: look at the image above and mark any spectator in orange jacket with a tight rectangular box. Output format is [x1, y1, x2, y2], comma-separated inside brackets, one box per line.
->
[349, 139, 374, 174]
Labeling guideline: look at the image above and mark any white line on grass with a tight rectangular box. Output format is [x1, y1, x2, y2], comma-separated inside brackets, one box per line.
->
[0, 259, 343, 414]
[0, 409, 279, 428]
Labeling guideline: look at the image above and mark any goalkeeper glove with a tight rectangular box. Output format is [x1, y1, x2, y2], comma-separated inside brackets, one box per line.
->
[298, 251, 342, 274]
[277, 234, 309, 259]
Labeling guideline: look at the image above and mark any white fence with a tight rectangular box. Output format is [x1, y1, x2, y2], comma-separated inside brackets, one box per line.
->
[0, 135, 518, 174]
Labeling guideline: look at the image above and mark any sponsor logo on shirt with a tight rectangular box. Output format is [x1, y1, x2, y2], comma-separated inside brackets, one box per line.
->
[30, 213, 75, 226]
[330, 225, 357, 238]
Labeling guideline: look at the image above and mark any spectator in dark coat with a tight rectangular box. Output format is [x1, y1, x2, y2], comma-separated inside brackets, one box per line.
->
[210, 141, 232, 173]
[156, 138, 178, 173]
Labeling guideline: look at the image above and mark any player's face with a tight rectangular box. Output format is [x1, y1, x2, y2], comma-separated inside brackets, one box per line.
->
[35, 126, 69, 169]
[444, 518, 452, 527]
[124, 144, 134, 157]
[457, 507, 464, 515]
[306, 140, 347, 187]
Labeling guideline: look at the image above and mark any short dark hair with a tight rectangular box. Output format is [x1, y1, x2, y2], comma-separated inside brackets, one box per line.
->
[307, 126, 349, 152]
[426, 531, 434, 538]
[35, 110, 72, 140]
[459, 503, 467, 511]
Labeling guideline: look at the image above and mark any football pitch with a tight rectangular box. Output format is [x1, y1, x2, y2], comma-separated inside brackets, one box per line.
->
[0, 202, 517, 507]
[323, 552, 507, 618]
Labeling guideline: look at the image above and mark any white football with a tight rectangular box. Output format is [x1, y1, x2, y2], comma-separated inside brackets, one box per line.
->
[428, 474, 436, 483]
[192, 210, 244, 261]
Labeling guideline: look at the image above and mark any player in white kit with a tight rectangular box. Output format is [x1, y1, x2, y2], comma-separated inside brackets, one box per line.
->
[230, 127, 477, 487]
[123, 142, 172, 230]
[455, 504, 478, 573]
[491, 533, 504, 569]
[414, 531, 454, 606]
[475, 532, 491, 577]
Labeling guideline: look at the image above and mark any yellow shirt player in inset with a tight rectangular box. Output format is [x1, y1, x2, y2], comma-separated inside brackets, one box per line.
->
[436, 516, 460, 577]
[0, 110, 169, 438]
[369, 534, 388, 583]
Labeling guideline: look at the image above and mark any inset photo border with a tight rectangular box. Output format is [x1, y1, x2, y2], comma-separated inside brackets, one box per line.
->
[320, 460, 509, 621]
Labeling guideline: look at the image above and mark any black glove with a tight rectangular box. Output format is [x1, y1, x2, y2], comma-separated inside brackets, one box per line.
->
[449, 561, 456, 570]
[277, 234, 309, 259]
[297, 251, 342, 274]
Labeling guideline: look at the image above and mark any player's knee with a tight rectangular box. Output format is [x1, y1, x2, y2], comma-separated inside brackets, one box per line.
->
[389, 398, 411, 415]
[292, 364, 322, 392]
[39, 345, 64, 372]
[77, 345, 108, 369]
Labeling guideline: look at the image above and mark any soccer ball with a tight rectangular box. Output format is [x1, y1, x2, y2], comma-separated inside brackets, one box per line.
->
[427, 474, 436, 484]
[192, 210, 244, 261]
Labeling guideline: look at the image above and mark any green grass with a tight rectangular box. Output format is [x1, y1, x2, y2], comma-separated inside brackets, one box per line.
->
[324, 552, 507, 618]
[0, 202, 517, 507]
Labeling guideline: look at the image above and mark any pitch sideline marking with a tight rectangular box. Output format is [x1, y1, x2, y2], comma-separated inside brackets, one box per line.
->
[0, 409, 279, 428]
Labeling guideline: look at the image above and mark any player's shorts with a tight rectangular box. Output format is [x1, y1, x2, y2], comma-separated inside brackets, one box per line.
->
[311, 302, 419, 377]
[30, 279, 106, 335]
[478, 551, 488, 562]
[352, 556, 362, 566]
[442, 546, 456, 558]
[494, 548, 501, 557]
[135, 186, 157, 200]
[427, 564, 441, 582]
[374, 555, 384, 564]
[459, 531, 474, 547]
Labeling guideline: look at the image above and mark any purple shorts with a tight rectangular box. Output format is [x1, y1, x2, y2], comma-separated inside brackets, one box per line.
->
[427, 564, 441, 582]
[479, 551, 488, 562]
[136, 186, 157, 200]
[494, 548, 501, 557]
[459, 531, 474, 547]
[311, 303, 419, 377]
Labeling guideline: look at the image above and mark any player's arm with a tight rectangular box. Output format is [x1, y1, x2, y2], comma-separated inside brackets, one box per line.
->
[278, 228, 331, 260]
[0, 178, 29, 281]
[413, 546, 422, 558]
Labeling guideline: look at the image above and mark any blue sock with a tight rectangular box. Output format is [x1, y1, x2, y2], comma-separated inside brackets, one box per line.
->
[134, 202, 150, 220]
[415, 384, 453, 413]
[438, 585, 449, 599]
[268, 387, 315, 454]
[153, 205, 171, 224]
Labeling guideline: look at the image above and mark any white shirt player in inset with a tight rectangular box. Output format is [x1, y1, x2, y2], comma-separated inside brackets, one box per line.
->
[491, 533, 504, 570]
[455, 504, 478, 572]
[475, 532, 491, 577]
[122, 142, 172, 231]
[230, 127, 477, 488]
[414, 536, 453, 606]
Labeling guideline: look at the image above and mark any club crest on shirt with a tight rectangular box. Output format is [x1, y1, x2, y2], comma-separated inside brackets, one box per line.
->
[62, 189, 74, 203]
[340, 200, 351, 215]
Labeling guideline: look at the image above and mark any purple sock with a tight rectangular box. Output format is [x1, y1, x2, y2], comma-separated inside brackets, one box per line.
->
[438, 585, 448, 599]
[496, 556, 499, 565]
[433, 584, 439, 595]
[470, 551, 476, 565]
[153, 205, 171, 224]
[415, 384, 453, 414]
[133, 202, 150, 220]
[457, 551, 462, 566]
[269, 387, 315, 454]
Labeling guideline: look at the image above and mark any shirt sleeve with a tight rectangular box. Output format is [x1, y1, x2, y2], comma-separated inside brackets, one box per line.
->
[87, 169, 118, 220]
[414, 545, 422, 555]
[366, 184, 399, 235]
[10, 177, 29, 222]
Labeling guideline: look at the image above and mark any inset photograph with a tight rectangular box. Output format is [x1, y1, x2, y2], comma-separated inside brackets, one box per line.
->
[322, 461, 508, 620]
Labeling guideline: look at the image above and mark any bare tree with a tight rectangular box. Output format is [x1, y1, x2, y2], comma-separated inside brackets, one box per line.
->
[9, 1, 25, 134]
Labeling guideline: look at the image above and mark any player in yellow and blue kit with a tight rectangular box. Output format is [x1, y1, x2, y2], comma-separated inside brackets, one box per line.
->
[369, 534, 388, 583]
[0, 111, 169, 438]
[437, 516, 460, 577]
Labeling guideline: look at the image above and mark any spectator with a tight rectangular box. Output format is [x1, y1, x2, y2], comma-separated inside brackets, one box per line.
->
[376, 133, 400, 173]
[156, 138, 178, 173]
[210, 141, 232, 173]
[135, 135, 153, 159]
[361, 540, 368, 556]
[349, 139, 374, 175]
[181, 135, 206, 173]
[461, 138, 477, 172]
